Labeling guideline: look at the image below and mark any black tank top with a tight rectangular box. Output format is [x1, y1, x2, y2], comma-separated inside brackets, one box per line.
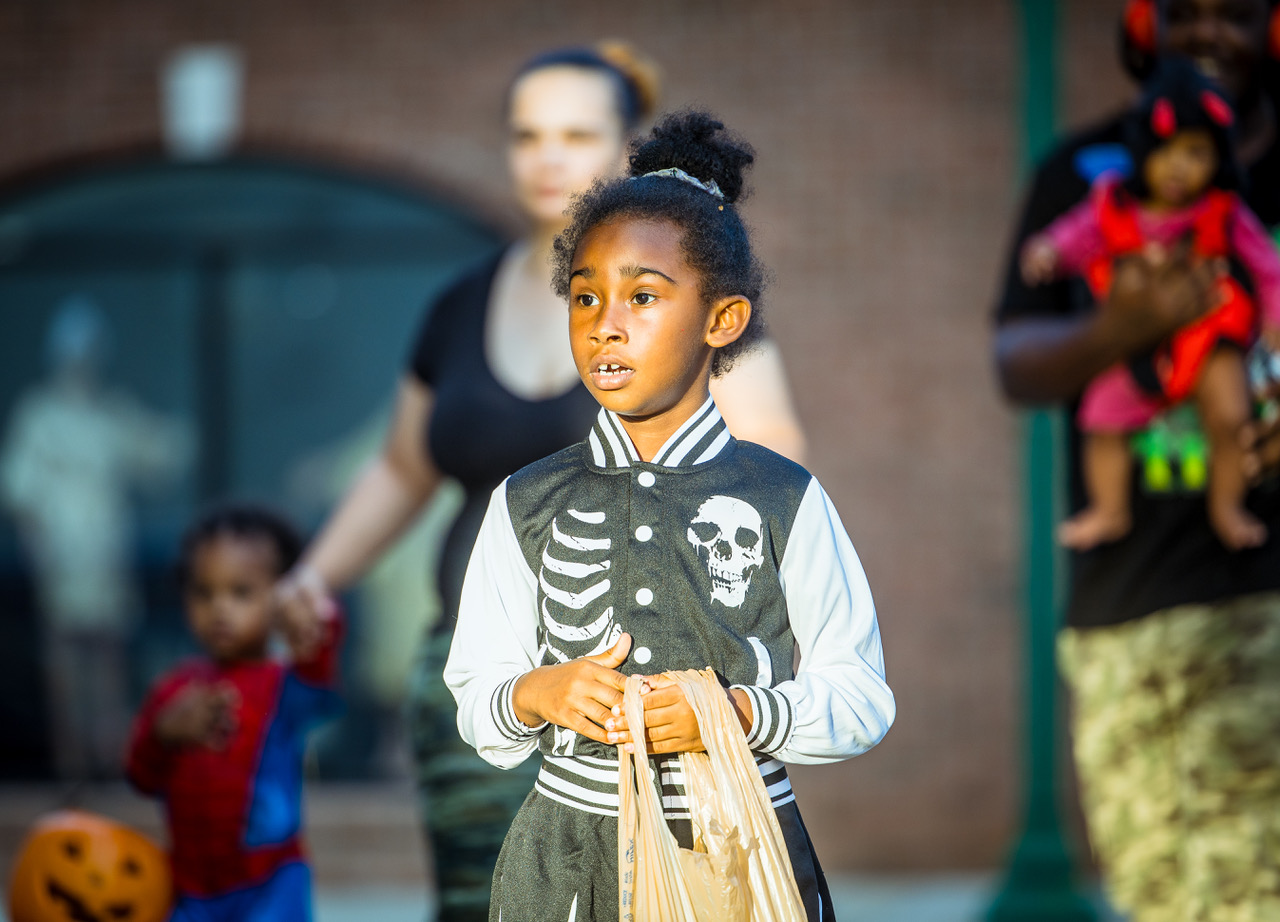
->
[408, 250, 599, 631]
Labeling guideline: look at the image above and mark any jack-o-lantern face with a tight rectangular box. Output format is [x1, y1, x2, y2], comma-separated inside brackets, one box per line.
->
[7, 810, 172, 922]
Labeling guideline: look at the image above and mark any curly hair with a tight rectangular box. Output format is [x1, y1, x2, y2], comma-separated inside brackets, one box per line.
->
[551, 110, 767, 376]
[177, 503, 304, 588]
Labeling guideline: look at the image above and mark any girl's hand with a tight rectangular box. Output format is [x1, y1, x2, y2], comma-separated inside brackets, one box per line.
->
[511, 633, 634, 744]
[154, 682, 240, 750]
[608, 674, 754, 754]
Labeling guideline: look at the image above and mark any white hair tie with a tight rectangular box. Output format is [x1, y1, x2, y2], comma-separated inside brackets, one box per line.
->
[635, 167, 725, 201]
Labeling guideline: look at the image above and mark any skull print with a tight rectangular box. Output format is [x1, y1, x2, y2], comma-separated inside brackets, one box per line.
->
[687, 495, 764, 608]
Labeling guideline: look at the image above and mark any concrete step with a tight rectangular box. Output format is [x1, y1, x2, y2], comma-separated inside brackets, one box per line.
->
[0, 780, 428, 891]
[0, 782, 1124, 921]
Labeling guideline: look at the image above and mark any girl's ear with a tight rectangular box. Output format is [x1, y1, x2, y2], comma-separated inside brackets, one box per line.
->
[705, 295, 752, 349]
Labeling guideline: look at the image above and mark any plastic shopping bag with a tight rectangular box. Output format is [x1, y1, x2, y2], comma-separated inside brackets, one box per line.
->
[617, 668, 807, 922]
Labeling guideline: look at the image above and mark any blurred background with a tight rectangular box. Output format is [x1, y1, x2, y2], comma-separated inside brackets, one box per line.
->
[0, 0, 1138, 918]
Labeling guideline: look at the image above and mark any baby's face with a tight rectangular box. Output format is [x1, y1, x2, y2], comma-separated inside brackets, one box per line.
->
[1144, 128, 1218, 210]
[184, 535, 279, 664]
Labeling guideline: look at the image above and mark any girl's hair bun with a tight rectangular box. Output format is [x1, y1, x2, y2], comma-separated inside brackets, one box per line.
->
[593, 40, 662, 124]
[629, 110, 755, 205]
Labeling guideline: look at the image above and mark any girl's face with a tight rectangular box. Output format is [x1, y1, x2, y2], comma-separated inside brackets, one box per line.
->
[568, 217, 749, 452]
[1161, 0, 1270, 101]
[1144, 127, 1218, 208]
[508, 67, 630, 230]
[185, 535, 279, 664]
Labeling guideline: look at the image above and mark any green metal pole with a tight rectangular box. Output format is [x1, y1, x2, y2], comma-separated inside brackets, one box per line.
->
[985, 1, 1097, 919]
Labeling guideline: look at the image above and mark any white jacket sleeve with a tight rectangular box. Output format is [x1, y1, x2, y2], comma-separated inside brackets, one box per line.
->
[734, 477, 894, 764]
[444, 479, 545, 769]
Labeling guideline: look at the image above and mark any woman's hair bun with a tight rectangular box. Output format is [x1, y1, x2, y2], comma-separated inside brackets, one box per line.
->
[593, 40, 662, 124]
[628, 110, 755, 205]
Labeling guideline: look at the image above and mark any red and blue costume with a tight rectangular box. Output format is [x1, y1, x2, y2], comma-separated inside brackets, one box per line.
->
[126, 619, 343, 922]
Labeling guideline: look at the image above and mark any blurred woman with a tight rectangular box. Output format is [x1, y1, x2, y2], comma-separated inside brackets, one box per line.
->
[277, 43, 805, 921]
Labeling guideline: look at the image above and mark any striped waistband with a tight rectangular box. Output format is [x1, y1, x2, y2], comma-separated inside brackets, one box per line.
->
[534, 751, 794, 818]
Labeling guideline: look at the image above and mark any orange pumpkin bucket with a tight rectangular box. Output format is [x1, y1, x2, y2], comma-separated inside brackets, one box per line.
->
[7, 810, 172, 922]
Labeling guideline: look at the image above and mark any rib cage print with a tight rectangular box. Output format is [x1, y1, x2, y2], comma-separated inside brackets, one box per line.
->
[538, 508, 621, 666]
[538, 509, 621, 758]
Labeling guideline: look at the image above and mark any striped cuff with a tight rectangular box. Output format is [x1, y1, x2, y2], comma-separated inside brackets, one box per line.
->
[491, 677, 546, 741]
[732, 685, 795, 754]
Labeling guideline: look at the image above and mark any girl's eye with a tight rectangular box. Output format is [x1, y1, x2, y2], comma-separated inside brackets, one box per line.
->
[574, 293, 598, 307]
[633, 292, 656, 306]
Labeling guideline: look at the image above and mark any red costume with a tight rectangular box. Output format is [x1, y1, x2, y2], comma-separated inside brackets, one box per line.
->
[1086, 181, 1255, 403]
[126, 618, 342, 899]
[1043, 176, 1280, 430]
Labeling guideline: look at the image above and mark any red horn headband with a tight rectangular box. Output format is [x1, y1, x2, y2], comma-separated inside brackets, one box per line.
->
[1124, 0, 1158, 54]
[1151, 98, 1176, 137]
[1200, 90, 1234, 127]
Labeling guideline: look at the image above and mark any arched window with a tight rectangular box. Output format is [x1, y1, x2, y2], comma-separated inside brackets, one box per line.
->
[0, 156, 502, 778]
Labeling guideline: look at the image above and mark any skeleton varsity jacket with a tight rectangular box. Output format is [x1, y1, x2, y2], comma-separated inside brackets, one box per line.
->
[445, 397, 894, 819]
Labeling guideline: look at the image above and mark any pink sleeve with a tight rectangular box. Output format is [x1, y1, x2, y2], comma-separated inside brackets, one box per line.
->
[1229, 201, 1280, 326]
[1043, 196, 1108, 275]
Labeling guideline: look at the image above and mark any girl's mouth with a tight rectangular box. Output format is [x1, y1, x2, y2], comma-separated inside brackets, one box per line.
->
[590, 361, 634, 390]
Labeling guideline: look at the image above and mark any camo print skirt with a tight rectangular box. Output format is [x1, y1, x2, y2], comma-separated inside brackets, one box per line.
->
[1059, 591, 1280, 922]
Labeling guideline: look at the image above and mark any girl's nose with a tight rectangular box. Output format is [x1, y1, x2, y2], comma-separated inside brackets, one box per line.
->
[590, 301, 627, 343]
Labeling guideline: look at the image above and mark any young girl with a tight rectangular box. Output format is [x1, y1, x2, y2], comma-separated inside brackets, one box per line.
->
[127, 505, 342, 922]
[1021, 56, 1280, 551]
[445, 111, 894, 922]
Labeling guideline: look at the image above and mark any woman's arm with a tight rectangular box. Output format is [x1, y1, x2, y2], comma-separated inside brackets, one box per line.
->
[277, 376, 443, 654]
[711, 338, 807, 464]
[298, 375, 443, 591]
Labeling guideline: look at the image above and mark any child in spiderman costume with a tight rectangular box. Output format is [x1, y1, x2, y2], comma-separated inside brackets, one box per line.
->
[127, 505, 342, 922]
[1021, 55, 1280, 552]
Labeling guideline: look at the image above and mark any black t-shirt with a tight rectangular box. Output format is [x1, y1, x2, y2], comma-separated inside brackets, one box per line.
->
[409, 250, 600, 630]
[995, 113, 1280, 628]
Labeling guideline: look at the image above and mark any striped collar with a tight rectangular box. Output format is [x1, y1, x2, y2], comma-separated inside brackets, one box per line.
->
[587, 396, 733, 470]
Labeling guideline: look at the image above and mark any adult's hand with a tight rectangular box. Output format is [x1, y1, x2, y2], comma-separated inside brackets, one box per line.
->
[1242, 405, 1280, 484]
[996, 238, 1222, 404]
[275, 563, 337, 661]
[1099, 237, 1222, 355]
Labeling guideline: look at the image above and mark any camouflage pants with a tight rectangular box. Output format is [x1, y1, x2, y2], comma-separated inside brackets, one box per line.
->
[406, 629, 540, 922]
[1059, 592, 1280, 922]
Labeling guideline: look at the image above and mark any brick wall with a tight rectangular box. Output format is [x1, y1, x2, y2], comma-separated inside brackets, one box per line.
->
[0, 0, 1132, 870]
